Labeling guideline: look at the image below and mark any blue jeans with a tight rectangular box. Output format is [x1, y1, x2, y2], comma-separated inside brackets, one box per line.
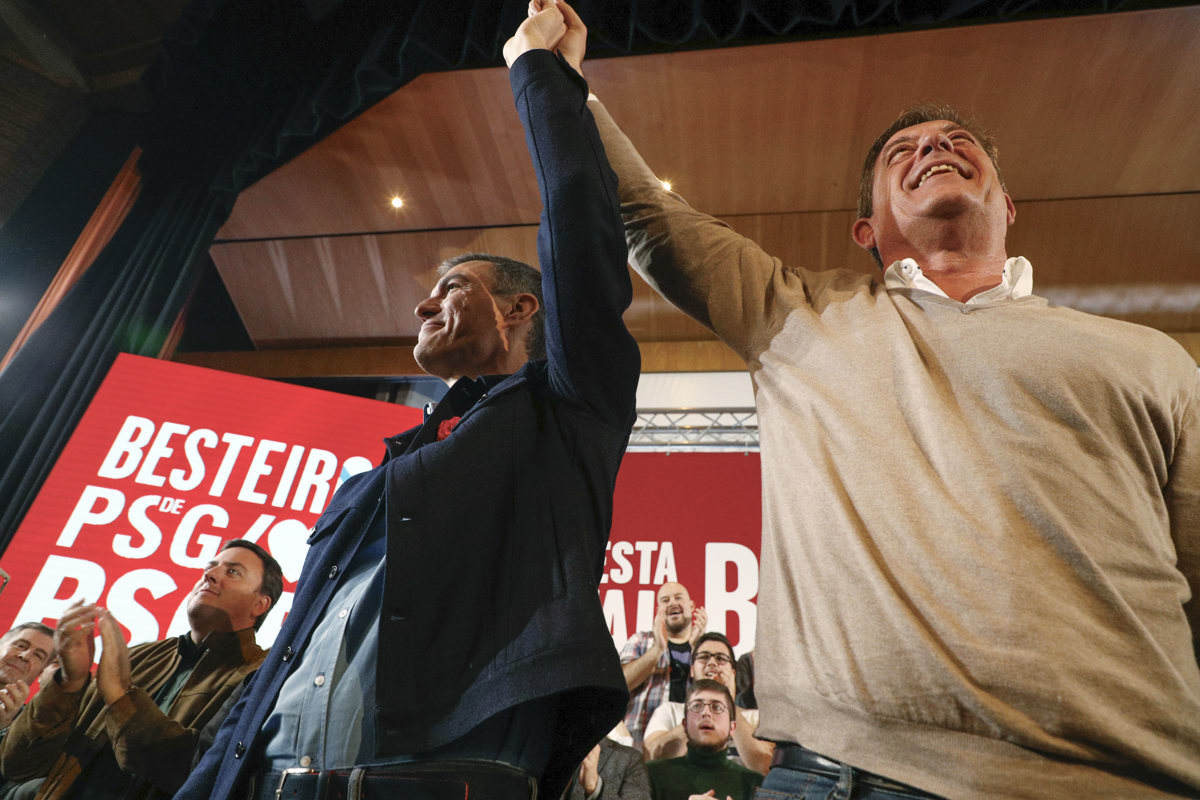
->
[756, 762, 944, 800]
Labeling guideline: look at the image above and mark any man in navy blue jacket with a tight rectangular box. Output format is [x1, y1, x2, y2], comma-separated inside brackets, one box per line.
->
[174, 4, 639, 798]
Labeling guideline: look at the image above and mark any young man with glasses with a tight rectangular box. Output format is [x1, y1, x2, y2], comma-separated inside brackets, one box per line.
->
[645, 679, 763, 800]
[643, 633, 772, 773]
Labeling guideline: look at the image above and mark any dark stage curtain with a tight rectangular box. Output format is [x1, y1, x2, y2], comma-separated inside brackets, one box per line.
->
[0, 0, 1153, 543]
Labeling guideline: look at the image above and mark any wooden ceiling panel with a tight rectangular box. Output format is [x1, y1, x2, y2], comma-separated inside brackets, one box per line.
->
[212, 191, 1199, 352]
[213, 225, 719, 348]
[205, 8, 1200, 376]
[589, 9, 1200, 214]
[1010, 194, 1200, 333]
[211, 225, 543, 344]
[721, 210, 870, 274]
[220, 8, 1200, 244]
[627, 275, 717, 344]
[217, 68, 541, 240]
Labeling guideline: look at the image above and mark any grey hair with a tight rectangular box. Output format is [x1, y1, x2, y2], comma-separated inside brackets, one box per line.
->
[437, 252, 546, 360]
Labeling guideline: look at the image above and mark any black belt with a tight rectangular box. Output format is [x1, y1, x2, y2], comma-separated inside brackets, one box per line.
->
[770, 744, 943, 798]
[267, 761, 535, 800]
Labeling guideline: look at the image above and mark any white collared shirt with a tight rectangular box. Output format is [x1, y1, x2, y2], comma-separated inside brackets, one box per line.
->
[884, 256, 1033, 304]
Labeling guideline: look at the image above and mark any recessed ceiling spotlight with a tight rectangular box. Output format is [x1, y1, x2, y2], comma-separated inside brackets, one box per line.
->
[390, 196, 404, 209]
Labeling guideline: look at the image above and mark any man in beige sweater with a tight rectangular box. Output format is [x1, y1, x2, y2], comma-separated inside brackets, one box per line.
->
[531, 2, 1200, 798]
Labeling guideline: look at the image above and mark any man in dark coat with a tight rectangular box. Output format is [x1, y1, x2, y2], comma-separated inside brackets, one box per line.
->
[174, 3, 639, 799]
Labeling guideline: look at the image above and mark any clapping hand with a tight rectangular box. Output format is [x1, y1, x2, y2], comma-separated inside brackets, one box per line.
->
[54, 601, 100, 693]
[96, 610, 133, 705]
[0, 679, 30, 729]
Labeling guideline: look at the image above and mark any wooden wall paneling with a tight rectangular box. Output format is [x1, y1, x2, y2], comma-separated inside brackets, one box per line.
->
[202, 7, 1200, 380]
[174, 346, 422, 378]
[1011, 194, 1200, 332]
[216, 7, 1200, 241]
[218, 67, 539, 240]
[212, 225, 543, 344]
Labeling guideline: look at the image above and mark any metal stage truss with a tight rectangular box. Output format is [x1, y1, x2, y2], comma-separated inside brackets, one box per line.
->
[628, 407, 759, 452]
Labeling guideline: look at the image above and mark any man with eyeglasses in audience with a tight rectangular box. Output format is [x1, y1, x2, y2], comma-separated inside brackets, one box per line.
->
[642, 633, 772, 774]
[645, 679, 762, 800]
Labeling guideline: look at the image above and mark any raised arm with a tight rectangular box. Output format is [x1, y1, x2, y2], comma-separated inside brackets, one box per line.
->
[507, 1, 639, 428]
[729, 709, 774, 775]
[585, 92, 786, 363]
[1166, 374, 1200, 663]
[642, 703, 686, 762]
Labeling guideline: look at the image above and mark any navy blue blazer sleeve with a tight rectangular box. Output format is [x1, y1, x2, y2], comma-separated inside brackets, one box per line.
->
[510, 50, 639, 427]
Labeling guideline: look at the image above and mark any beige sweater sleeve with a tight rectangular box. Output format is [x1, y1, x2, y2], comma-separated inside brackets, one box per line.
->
[588, 97, 789, 362]
[1166, 372, 1200, 661]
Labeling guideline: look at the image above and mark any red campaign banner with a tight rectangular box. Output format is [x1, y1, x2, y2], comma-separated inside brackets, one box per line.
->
[0, 354, 423, 650]
[0, 354, 763, 660]
[605, 453, 762, 655]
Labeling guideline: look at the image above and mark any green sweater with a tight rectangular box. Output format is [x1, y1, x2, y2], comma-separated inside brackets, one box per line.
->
[647, 745, 762, 800]
[592, 98, 1200, 800]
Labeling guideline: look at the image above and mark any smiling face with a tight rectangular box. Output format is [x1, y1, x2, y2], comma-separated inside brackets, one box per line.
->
[853, 116, 1015, 267]
[656, 582, 695, 636]
[412, 262, 530, 383]
[187, 547, 271, 637]
[0, 627, 54, 684]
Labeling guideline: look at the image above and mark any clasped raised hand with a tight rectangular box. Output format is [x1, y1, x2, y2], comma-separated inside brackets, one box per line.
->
[503, 0, 588, 75]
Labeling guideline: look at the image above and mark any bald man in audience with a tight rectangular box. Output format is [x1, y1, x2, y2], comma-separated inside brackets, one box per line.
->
[619, 582, 706, 749]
